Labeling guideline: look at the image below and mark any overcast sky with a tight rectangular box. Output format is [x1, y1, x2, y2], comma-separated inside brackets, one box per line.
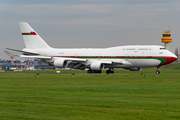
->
[1, 0, 180, 60]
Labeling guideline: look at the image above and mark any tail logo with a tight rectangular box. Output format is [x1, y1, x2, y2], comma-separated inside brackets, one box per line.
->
[22, 32, 37, 35]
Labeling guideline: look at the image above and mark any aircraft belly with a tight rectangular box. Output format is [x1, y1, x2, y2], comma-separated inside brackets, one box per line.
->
[104, 59, 161, 68]
[105, 64, 131, 68]
[129, 59, 161, 67]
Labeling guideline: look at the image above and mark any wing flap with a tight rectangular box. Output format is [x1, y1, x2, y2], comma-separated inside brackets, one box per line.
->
[20, 55, 51, 59]
[91, 60, 112, 64]
[121, 60, 132, 65]
[59, 57, 87, 62]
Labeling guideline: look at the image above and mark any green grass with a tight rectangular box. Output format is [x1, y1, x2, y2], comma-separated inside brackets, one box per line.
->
[0, 73, 180, 119]
[165, 63, 180, 70]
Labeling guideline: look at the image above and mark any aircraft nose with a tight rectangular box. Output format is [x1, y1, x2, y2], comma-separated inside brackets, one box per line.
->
[171, 56, 177, 62]
[167, 53, 177, 64]
[171, 53, 177, 61]
[161, 52, 177, 66]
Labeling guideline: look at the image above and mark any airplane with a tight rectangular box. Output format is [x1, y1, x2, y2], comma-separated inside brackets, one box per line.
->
[6, 22, 177, 74]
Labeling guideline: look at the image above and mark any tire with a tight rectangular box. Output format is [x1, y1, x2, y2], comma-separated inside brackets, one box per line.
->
[106, 70, 110, 74]
[155, 70, 160, 74]
[87, 70, 92, 73]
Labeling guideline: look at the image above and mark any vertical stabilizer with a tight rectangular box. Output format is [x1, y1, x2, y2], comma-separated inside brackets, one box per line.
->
[19, 22, 51, 49]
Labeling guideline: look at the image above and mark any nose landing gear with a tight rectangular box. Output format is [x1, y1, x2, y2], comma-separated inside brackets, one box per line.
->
[87, 70, 102, 73]
[155, 66, 161, 74]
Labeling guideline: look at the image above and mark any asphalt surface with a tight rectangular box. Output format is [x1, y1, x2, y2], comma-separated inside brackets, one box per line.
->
[0, 72, 180, 75]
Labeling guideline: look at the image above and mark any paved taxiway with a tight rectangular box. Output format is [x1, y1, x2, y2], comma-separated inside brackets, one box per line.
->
[0, 73, 180, 75]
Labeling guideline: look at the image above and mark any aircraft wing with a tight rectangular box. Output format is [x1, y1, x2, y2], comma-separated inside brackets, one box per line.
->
[20, 55, 131, 65]
[67, 59, 131, 70]
[59, 57, 87, 62]
[6, 46, 131, 69]
[20, 55, 87, 62]
[113, 60, 132, 65]
[67, 62, 87, 70]
[20, 55, 52, 59]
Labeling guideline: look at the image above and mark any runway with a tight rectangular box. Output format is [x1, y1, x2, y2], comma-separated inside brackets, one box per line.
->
[1, 72, 180, 75]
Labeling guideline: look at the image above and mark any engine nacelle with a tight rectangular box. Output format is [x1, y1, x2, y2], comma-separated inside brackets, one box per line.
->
[90, 62, 104, 71]
[54, 60, 68, 68]
[128, 67, 142, 71]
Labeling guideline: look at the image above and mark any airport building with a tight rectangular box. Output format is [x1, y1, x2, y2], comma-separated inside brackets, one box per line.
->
[175, 47, 180, 63]
[0, 59, 55, 70]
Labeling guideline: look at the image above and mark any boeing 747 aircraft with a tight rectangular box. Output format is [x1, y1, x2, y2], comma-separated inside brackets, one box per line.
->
[6, 22, 177, 74]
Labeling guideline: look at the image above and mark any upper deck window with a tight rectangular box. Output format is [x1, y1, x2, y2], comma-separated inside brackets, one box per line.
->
[160, 48, 166, 50]
[139, 48, 148, 50]
[126, 48, 135, 50]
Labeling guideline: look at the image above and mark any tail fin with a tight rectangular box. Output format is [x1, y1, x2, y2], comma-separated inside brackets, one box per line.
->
[19, 22, 51, 49]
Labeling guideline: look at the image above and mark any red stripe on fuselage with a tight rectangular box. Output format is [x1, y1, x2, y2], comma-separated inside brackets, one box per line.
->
[159, 57, 177, 65]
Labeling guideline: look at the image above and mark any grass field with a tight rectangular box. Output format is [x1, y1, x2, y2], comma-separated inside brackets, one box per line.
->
[3, 63, 180, 74]
[0, 64, 180, 119]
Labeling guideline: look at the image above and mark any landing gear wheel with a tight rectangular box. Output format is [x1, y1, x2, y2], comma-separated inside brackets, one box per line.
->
[155, 70, 160, 74]
[106, 70, 114, 74]
[87, 70, 92, 73]
[106, 70, 110, 74]
[87, 70, 102, 74]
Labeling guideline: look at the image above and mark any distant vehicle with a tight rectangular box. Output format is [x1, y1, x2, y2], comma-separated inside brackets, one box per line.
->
[26, 67, 36, 70]
[6, 22, 177, 74]
[10, 67, 17, 70]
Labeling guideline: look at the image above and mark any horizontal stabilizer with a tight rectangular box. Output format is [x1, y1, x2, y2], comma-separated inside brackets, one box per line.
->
[6, 48, 40, 55]
[4, 51, 14, 57]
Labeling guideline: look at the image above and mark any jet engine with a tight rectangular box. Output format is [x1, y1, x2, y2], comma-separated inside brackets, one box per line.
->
[128, 67, 142, 71]
[90, 62, 104, 71]
[53, 59, 68, 68]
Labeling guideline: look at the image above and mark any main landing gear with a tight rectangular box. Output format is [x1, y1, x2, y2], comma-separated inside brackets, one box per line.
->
[87, 70, 102, 73]
[155, 66, 161, 74]
[106, 68, 114, 74]
[87, 68, 115, 74]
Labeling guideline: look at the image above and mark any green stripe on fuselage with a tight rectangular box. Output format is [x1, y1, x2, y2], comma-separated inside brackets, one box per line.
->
[73, 57, 166, 66]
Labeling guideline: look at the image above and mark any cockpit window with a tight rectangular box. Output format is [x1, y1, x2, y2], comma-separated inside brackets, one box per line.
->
[160, 48, 166, 50]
